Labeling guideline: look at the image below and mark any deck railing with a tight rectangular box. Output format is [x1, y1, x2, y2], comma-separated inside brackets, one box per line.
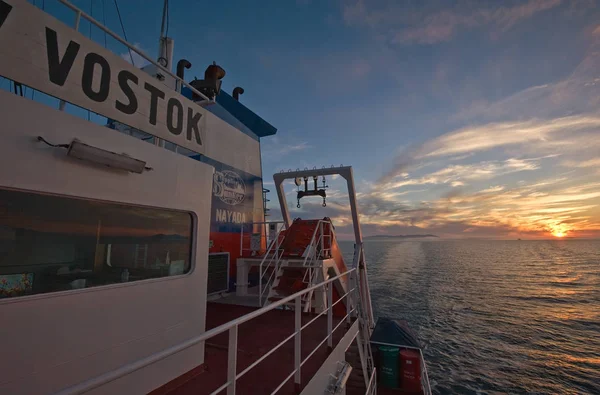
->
[56, 268, 358, 395]
[365, 368, 377, 395]
[302, 219, 333, 267]
[240, 220, 285, 256]
[257, 223, 285, 305]
[237, 220, 285, 305]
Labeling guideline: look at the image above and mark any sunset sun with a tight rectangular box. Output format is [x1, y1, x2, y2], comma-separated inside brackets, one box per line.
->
[552, 231, 567, 238]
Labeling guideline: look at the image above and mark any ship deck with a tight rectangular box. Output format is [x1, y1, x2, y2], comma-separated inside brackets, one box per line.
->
[153, 301, 352, 395]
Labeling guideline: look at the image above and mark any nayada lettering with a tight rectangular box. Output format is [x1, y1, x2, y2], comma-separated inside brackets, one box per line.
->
[45, 28, 202, 146]
[216, 209, 246, 224]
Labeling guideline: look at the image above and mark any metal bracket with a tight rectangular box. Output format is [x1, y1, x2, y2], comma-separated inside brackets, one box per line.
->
[326, 361, 353, 394]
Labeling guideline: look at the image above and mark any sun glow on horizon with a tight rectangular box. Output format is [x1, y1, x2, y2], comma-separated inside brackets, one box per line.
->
[552, 231, 567, 238]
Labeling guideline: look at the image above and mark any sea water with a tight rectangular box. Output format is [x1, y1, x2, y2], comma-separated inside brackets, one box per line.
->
[340, 239, 600, 394]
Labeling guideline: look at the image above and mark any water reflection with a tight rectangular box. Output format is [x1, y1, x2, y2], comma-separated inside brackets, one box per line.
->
[340, 239, 600, 394]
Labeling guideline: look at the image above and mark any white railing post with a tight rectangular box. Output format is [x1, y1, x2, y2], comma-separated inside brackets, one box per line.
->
[329, 223, 332, 257]
[319, 221, 324, 258]
[227, 326, 238, 395]
[346, 272, 352, 326]
[240, 225, 244, 256]
[258, 223, 287, 306]
[294, 295, 302, 391]
[327, 283, 333, 351]
[303, 222, 320, 266]
[355, 331, 370, 388]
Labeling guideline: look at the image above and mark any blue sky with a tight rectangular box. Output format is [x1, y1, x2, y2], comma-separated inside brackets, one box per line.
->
[10, 0, 600, 239]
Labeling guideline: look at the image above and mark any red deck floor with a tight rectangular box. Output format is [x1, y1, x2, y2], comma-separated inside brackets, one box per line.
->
[158, 302, 351, 395]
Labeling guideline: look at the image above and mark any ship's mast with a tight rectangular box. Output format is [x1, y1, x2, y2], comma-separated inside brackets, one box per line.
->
[154, 0, 172, 148]
[157, 0, 173, 72]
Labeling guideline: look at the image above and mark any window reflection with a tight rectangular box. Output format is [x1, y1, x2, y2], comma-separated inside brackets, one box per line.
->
[0, 189, 193, 298]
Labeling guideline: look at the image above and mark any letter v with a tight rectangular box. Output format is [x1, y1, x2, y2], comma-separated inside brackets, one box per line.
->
[0, 1, 12, 30]
[45, 27, 80, 86]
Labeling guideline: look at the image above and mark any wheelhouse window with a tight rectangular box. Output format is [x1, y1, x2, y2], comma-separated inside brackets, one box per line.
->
[0, 189, 193, 299]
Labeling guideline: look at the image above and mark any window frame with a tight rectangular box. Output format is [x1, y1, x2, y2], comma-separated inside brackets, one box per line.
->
[0, 187, 198, 304]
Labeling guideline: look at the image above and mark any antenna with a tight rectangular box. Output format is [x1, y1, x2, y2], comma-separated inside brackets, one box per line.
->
[157, 0, 172, 69]
[160, 0, 169, 40]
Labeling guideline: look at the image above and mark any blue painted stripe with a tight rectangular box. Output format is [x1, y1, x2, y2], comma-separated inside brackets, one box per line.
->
[182, 87, 276, 140]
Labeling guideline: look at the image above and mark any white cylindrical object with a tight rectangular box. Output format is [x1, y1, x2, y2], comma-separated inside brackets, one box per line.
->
[158, 37, 174, 71]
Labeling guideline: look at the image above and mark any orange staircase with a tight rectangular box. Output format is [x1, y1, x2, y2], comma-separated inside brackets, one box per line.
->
[268, 266, 308, 304]
[279, 218, 333, 258]
[264, 218, 349, 316]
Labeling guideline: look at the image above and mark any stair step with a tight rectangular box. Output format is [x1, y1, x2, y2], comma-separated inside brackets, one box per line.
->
[267, 298, 309, 307]
[347, 377, 365, 385]
[273, 285, 306, 294]
[278, 271, 303, 275]
[276, 275, 302, 281]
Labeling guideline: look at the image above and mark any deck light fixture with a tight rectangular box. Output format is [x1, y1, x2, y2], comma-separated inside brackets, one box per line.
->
[37, 137, 149, 173]
[67, 140, 148, 173]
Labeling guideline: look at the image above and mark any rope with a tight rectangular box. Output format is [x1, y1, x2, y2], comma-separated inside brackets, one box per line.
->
[112, 0, 134, 66]
[160, 0, 169, 37]
[101, 0, 107, 48]
[165, 0, 169, 37]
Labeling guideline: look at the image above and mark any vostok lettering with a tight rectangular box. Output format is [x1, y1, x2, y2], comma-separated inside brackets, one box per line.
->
[82, 53, 110, 102]
[167, 98, 183, 135]
[43, 27, 204, 147]
[115, 70, 138, 114]
[144, 82, 165, 126]
[0, 1, 13, 30]
[187, 108, 202, 144]
[46, 28, 80, 86]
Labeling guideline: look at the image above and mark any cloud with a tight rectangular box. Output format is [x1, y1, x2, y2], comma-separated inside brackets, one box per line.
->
[480, 185, 505, 193]
[453, 28, 600, 123]
[419, 116, 599, 159]
[121, 43, 150, 68]
[562, 158, 600, 168]
[258, 1, 600, 240]
[381, 157, 542, 190]
[342, 0, 563, 45]
[270, 166, 600, 239]
[261, 136, 311, 164]
[369, 176, 599, 238]
[380, 115, 600, 183]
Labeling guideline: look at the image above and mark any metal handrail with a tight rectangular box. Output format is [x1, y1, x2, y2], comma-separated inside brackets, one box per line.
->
[365, 368, 377, 395]
[297, 219, 334, 310]
[302, 268, 321, 313]
[260, 248, 284, 305]
[421, 350, 433, 395]
[56, 268, 357, 395]
[353, 244, 374, 328]
[258, 234, 281, 303]
[257, 222, 286, 304]
[302, 219, 331, 266]
[57, 0, 211, 102]
[240, 220, 285, 254]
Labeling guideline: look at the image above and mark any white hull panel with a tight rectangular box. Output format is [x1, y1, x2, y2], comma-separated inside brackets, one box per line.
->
[0, 90, 213, 394]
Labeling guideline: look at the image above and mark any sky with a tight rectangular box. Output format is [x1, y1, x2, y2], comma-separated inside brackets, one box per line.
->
[9, 0, 600, 239]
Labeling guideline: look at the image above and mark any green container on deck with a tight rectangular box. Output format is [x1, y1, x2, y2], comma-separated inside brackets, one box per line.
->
[378, 346, 399, 388]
